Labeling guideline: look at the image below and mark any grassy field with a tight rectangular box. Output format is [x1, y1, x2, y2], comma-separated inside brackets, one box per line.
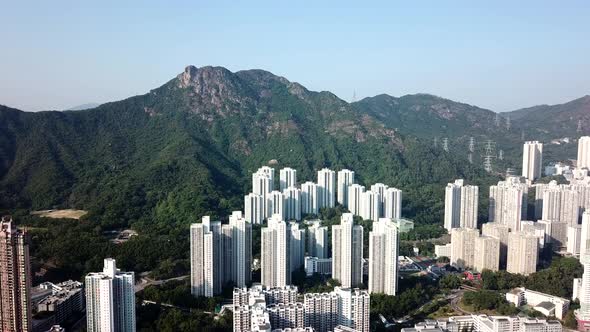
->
[31, 209, 88, 219]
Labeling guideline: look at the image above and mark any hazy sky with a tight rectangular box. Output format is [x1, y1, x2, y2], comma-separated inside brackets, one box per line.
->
[1, 1, 589, 112]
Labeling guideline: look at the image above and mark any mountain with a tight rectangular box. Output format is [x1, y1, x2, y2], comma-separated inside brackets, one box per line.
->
[351, 93, 533, 148]
[505, 95, 590, 138]
[353, 93, 501, 138]
[0, 65, 492, 230]
[66, 103, 102, 111]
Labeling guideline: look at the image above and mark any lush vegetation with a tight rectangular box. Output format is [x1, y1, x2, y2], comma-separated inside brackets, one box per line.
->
[136, 280, 232, 331]
[438, 274, 461, 290]
[15, 212, 188, 282]
[137, 305, 232, 332]
[481, 256, 583, 298]
[462, 290, 519, 315]
[292, 268, 342, 294]
[139, 280, 224, 311]
[371, 276, 439, 320]
[400, 224, 446, 241]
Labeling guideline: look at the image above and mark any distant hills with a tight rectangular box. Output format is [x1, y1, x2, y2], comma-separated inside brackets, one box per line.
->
[0, 65, 587, 228]
[66, 103, 102, 111]
[505, 95, 590, 138]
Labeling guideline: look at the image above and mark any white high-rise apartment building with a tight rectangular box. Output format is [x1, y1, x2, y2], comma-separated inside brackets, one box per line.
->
[567, 225, 582, 256]
[537, 219, 568, 248]
[253, 171, 273, 219]
[542, 186, 562, 222]
[332, 213, 363, 288]
[450, 228, 479, 270]
[489, 177, 528, 231]
[262, 215, 290, 287]
[85, 259, 135, 332]
[244, 193, 264, 224]
[279, 167, 297, 192]
[304, 287, 370, 332]
[221, 224, 234, 286]
[192, 213, 252, 296]
[317, 168, 336, 209]
[445, 180, 478, 230]
[521, 220, 547, 249]
[258, 166, 275, 190]
[474, 236, 500, 272]
[507, 232, 538, 275]
[581, 212, 590, 257]
[561, 188, 580, 226]
[444, 180, 464, 231]
[575, 212, 590, 328]
[522, 141, 543, 181]
[384, 187, 402, 220]
[348, 184, 365, 216]
[229, 211, 253, 288]
[460, 185, 479, 229]
[537, 180, 587, 226]
[267, 190, 285, 221]
[307, 222, 328, 259]
[368, 218, 399, 295]
[337, 169, 355, 207]
[190, 217, 223, 297]
[290, 222, 305, 273]
[283, 187, 301, 221]
[301, 181, 319, 215]
[360, 190, 381, 222]
[482, 222, 510, 268]
[578, 136, 590, 169]
[370, 183, 388, 216]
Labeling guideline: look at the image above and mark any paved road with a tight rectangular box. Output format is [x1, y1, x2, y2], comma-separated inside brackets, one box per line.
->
[450, 290, 473, 315]
[135, 274, 189, 293]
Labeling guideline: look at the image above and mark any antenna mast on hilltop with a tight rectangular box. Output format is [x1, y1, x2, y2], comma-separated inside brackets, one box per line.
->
[351, 90, 357, 103]
[483, 140, 496, 173]
[442, 138, 449, 152]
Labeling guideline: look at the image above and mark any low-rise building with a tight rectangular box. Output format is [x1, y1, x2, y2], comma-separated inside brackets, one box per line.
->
[435, 244, 452, 259]
[394, 218, 415, 233]
[304, 257, 332, 276]
[405, 315, 562, 332]
[505, 287, 570, 320]
[35, 280, 84, 325]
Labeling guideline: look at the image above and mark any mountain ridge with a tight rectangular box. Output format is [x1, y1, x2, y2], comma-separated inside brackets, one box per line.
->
[1, 65, 494, 230]
[505, 95, 590, 138]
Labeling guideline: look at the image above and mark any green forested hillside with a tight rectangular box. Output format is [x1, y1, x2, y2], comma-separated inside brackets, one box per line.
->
[0, 65, 547, 279]
[0, 66, 497, 228]
[505, 95, 590, 139]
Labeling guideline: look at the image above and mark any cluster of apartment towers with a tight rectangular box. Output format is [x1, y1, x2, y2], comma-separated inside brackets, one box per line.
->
[190, 167, 404, 332]
[440, 137, 590, 329]
[0, 217, 136, 332]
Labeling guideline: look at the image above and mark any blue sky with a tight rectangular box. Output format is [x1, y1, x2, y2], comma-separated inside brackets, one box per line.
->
[1, 1, 589, 111]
